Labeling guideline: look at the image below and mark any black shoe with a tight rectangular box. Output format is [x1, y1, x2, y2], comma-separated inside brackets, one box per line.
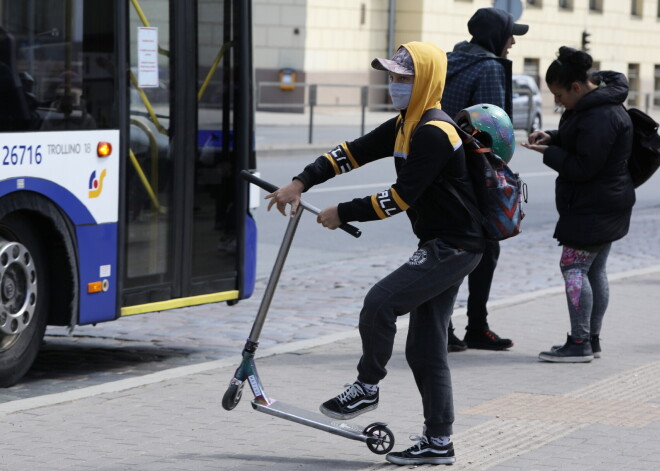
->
[552, 334, 601, 358]
[386, 435, 455, 466]
[590, 335, 601, 358]
[539, 334, 593, 363]
[464, 328, 514, 350]
[448, 328, 467, 352]
[319, 382, 378, 419]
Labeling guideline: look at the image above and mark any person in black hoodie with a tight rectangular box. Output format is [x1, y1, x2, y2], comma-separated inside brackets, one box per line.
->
[267, 42, 484, 465]
[523, 46, 635, 362]
[442, 7, 528, 352]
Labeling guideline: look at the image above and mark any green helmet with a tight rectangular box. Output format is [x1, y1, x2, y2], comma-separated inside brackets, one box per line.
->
[455, 104, 516, 163]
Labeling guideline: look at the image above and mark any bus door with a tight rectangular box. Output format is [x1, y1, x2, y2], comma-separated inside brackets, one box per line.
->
[122, 0, 254, 312]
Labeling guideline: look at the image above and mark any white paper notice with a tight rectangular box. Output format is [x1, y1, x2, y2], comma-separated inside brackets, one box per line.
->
[137, 27, 159, 88]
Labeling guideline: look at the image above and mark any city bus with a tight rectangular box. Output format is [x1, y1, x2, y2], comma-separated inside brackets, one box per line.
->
[0, 0, 257, 386]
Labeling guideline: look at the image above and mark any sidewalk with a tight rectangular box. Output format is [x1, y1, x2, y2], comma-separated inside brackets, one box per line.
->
[1, 266, 660, 470]
[254, 108, 554, 154]
[254, 106, 660, 154]
[254, 106, 556, 156]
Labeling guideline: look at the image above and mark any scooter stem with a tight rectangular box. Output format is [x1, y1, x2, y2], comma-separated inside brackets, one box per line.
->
[247, 208, 304, 344]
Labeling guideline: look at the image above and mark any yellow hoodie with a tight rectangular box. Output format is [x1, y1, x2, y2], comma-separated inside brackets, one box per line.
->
[393, 41, 460, 159]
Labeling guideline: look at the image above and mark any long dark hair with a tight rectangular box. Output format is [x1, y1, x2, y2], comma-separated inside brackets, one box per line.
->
[545, 46, 593, 90]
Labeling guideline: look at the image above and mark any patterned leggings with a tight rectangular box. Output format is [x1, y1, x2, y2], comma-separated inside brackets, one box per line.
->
[559, 243, 611, 341]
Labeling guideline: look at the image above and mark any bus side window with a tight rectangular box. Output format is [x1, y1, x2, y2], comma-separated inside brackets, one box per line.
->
[40, 70, 97, 131]
[0, 26, 36, 131]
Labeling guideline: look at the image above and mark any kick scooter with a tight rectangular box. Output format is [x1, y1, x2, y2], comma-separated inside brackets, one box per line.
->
[221, 170, 395, 455]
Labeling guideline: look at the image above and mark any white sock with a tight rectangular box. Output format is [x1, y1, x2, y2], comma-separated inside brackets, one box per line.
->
[357, 381, 378, 395]
[429, 435, 451, 447]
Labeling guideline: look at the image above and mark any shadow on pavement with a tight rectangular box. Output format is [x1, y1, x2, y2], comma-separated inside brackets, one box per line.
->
[0, 338, 199, 401]
[193, 453, 372, 470]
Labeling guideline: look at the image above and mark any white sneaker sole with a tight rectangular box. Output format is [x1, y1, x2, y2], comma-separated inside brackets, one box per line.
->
[552, 346, 601, 358]
[538, 353, 593, 363]
[386, 454, 456, 465]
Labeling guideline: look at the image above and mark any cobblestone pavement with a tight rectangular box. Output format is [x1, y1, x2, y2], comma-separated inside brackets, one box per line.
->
[3, 204, 658, 403]
[0, 125, 659, 468]
[1, 261, 660, 470]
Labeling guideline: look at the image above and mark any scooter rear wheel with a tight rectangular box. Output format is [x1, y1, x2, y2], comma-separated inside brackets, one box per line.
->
[364, 423, 395, 455]
[222, 382, 243, 410]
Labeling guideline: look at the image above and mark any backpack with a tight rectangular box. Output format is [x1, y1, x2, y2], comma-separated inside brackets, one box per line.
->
[416, 108, 527, 241]
[627, 107, 660, 188]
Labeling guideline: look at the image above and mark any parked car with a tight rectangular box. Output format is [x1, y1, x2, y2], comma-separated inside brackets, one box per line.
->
[512, 74, 543, 133]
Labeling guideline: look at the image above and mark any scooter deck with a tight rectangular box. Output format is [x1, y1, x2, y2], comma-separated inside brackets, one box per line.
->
[251, 399, 369, 442]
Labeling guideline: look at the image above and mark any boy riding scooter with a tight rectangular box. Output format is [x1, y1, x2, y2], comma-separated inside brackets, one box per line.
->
[267, 42, 484, 466]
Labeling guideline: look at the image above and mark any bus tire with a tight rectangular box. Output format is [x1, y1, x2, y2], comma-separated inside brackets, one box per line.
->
[0, 215, 49, 388]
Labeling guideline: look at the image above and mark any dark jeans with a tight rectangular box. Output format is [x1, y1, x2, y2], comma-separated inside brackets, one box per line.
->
[449, 239, 500, 332]
[356, 239, 481, 436]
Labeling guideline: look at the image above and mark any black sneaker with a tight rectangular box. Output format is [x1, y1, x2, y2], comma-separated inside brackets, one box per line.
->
[386, 435, 455, 466]
[319, 382, 378, 419]
[464, 328, 514, 350]
[539, 334, 593, 363]
[448, 328, 467, 352]
[552, 334, 601, 358]
[590, 335, 601, 359]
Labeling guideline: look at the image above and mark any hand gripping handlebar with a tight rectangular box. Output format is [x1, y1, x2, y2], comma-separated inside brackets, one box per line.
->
[240, 170, 362, 238]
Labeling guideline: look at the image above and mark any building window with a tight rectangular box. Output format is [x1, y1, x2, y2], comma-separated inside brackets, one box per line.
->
[589, 0, 603, 13]
[527, 0, 543, 7]
[654, 65, 660, 107]
[657, 0, 660, 18]
[523, 58, 541, 86]
[559, 0, 573, 10]
[631, 0, 643, 17]
[628, 63, 640, 107]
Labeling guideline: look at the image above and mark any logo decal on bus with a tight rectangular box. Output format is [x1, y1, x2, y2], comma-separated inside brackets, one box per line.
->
[88, 169, 107, 198]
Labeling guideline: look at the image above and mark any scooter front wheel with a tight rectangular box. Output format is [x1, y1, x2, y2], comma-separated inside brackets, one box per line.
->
[364, 423, 395, 455]
[222, 382, 244, 411]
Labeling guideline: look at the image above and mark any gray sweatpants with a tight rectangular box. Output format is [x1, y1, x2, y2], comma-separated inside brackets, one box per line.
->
[356, 238, 482, 437]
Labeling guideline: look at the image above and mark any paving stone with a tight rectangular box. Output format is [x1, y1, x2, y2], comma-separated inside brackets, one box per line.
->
[1, 206, 660, 469]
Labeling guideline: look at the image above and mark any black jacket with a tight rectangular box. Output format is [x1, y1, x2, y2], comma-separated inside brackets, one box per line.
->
[543, 71, 635, 248]
[295, 116, 485, 252]
[293, 42, 484, 253]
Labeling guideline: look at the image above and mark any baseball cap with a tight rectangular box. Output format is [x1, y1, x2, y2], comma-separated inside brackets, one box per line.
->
[468, 8, 528, 37]
[511, 22, 529, 35]
[371, 47, 415, 76]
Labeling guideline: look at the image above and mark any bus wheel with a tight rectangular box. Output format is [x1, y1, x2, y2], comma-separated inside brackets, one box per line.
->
[0, 216, 49, 388]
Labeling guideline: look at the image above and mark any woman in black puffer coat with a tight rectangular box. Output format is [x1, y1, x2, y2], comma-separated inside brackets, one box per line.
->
[523, 46, 635, 363]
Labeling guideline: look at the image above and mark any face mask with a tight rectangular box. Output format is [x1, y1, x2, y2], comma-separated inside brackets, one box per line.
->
[389, 82, 413, 110]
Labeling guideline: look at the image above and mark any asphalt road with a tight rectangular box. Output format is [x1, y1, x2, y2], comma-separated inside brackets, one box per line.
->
[253, 139, 660, 278]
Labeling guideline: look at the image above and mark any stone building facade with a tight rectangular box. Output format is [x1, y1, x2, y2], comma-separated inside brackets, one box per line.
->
[254, 0, 660, 113]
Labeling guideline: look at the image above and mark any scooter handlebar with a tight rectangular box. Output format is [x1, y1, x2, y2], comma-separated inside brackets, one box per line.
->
[241, 170, 362, 238]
